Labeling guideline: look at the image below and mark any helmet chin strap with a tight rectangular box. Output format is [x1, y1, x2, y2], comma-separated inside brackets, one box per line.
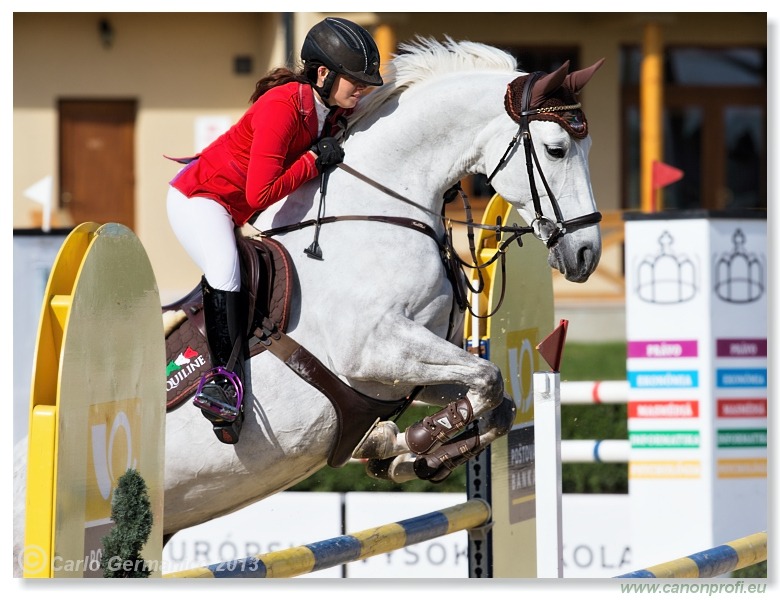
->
[313, 70, 338, 106]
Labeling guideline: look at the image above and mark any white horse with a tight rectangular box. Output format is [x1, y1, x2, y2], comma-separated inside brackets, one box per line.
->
[14, 38, 603, 563]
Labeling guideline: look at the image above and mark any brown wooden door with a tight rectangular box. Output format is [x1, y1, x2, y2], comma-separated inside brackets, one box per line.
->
[59, 100, 137, 229]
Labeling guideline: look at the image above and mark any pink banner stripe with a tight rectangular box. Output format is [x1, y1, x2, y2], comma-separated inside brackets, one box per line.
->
[628, 340, 698, 359]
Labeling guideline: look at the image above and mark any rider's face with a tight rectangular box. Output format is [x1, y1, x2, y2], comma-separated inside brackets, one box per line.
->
[317, 67, 371, 109]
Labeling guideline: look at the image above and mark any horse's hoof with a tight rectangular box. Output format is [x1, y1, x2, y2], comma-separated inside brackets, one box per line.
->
[365, 456, 418, 483]
[365, 457, 393, 480]
[353, 420, 400, 459]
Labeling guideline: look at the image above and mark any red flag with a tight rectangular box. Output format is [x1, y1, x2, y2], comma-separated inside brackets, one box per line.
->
[652, 160, 684, 190]
[536, 319, 569, 372]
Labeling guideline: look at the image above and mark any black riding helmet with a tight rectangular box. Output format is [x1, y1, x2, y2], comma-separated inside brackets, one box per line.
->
[301, 17, 383, 101]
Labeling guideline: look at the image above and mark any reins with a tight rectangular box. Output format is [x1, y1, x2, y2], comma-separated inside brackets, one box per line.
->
[259, 166, 530, 322]
[259, 72, 603, 321]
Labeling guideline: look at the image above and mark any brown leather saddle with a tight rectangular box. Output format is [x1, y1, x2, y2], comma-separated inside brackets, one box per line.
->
[162, 235, 412, 467]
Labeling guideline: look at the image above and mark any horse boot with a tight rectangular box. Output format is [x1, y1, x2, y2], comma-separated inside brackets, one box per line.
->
[193, 277, 247, 445]
[405, 397, 473, 455]
[413, 426, 483, 483]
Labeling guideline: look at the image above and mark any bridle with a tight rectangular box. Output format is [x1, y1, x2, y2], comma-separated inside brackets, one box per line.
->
[259, 71, 603, 320]
[485, 71, 602, 248]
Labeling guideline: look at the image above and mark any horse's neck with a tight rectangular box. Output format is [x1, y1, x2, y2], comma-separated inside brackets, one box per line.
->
[348, 74, 508, 195]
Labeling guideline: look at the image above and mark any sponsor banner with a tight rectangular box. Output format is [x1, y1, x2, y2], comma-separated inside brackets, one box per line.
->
[717, 428, 767, 448]
[506, 425, 535, 525]
[629, 460, 701, 479]
[716, 368, 767, 388]
[716, 338, 767, 358]
[717, 458, 767, 479]
[561, 495, 631, 577]
[627, 340, 697, 359]
[630, 430, 700, 449]
[717, 398, 767, 418]
[628, 400, 699, 419]
[628, 370, 699, 389]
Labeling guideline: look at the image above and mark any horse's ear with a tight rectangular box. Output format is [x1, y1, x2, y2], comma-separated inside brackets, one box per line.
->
[564, 58, 606, 93]
[530, 60, 570, 106]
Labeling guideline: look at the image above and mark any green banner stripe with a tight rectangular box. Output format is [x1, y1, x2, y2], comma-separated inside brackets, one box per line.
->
[717, 429, 767, 448]
[630, 430, 700, 448]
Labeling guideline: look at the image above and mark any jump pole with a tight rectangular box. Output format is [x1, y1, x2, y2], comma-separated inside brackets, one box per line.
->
[22, 222, 166, 578]
[163, 499, 491, 578]
[617, 530, 767, 579]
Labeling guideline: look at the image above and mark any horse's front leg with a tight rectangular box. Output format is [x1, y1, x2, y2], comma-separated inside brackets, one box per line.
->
[348, 317, 506, 462]
[365, 393, 516, 483]
[352, 383, 462, 460]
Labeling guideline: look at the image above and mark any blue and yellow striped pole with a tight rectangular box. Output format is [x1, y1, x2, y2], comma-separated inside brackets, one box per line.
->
[617, 531, 767, 578]
[164, 499, 491, 578]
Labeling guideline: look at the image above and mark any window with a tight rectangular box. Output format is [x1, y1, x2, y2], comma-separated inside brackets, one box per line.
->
[621, 45, 766, 211]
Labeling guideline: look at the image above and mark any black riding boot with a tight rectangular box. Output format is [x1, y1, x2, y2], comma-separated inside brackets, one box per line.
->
[194, 277, 247, 444]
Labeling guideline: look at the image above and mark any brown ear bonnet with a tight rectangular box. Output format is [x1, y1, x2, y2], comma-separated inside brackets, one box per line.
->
[504, 58, 605, 139]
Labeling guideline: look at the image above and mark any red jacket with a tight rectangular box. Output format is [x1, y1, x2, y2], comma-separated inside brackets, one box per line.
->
[169, 82, 347, 226]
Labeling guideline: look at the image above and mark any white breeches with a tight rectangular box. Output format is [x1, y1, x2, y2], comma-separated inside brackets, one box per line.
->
[166, 186, 241, 292]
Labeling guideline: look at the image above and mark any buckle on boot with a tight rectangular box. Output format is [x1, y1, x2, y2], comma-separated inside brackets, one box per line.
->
[193, 367, 244, 421]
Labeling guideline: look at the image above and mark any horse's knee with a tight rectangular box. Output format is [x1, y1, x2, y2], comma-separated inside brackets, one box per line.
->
[491, 394, 517, 436]
[472, 361, 505, 409]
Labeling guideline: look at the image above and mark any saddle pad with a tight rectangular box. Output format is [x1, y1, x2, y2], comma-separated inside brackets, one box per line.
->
[165, 316, 212, 410]
[164, 235, 294, 411]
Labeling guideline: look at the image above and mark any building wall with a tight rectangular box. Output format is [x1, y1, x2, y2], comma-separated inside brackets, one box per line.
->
[13, 12, 766, 301]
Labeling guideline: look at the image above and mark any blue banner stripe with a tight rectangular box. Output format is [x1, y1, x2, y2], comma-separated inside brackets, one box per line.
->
[628, 370, 699, 389]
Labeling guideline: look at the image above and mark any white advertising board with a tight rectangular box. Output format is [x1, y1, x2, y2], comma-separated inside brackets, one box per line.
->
[162, 492, 344, 577]
[624, 212, 767, 568]
[160, 491, 631, 578]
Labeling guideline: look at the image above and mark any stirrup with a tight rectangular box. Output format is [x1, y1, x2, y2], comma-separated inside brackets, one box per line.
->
[193, 366, 244, 421]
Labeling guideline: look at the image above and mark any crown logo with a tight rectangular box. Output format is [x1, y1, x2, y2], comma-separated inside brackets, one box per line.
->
[635, 231, 698, 304]
[714, 228, 765, 303]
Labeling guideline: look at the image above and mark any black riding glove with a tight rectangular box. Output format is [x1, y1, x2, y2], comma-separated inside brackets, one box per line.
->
[311, 137, 345, 173]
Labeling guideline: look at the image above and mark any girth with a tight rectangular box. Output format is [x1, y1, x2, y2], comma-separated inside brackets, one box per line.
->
[249, 318, 410, 468]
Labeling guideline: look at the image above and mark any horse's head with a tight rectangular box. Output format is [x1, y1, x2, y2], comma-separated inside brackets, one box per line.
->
[486, 59, 605, 283]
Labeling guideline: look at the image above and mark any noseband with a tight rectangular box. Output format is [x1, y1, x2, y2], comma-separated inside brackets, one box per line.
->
[485, 71, 602, 248]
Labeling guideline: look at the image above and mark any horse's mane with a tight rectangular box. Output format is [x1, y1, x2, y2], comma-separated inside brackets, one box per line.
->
[349, 36, 519, 130]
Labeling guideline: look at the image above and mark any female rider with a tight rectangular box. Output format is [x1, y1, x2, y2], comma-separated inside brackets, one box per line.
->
[166, 17, 383, 444]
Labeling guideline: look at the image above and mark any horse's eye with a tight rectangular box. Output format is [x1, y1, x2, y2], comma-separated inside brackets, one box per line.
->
[546, 146, 566, 159]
